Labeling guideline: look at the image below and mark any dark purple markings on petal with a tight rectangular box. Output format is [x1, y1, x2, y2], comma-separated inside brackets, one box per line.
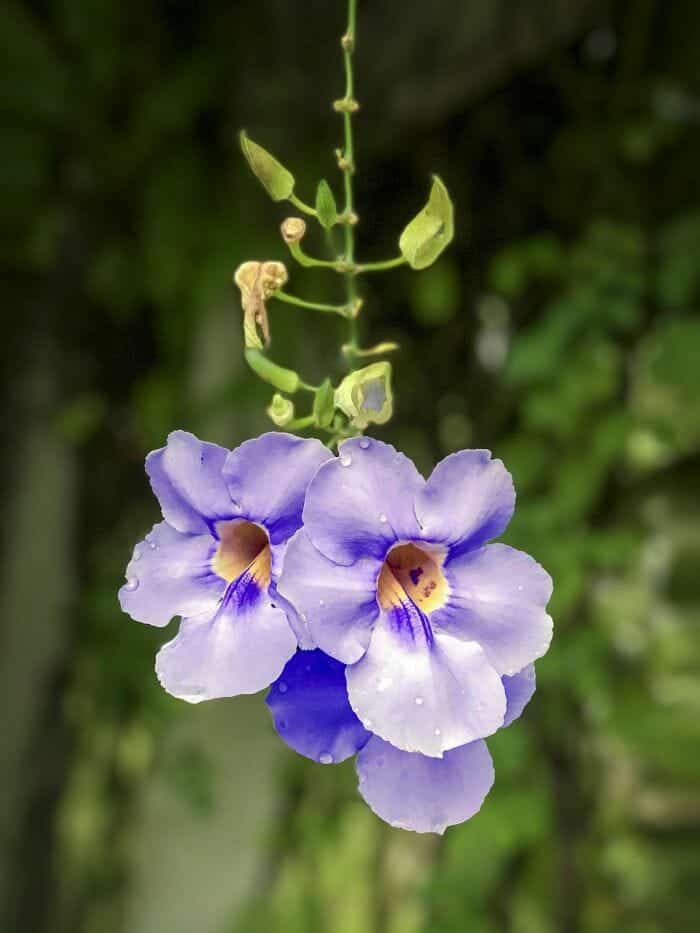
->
[223, 433, 331, 545]
[414, 449, 516, 557]
[356, 736, 495, 834]
[146, 431, 235, 535]
[155, 573, 297, 702]
[266, 649, 371, 764]
[277, 530, 380, 665]
[119, 521, 225, 627]
[346, 614, 506, 757]
[302, 437, 425, 567]
[386, 599, 434, 648]
[502, 664, 536, 727]
[434, 543, 553, 677]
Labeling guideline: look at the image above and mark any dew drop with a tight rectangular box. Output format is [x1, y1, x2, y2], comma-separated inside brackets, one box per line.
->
[379, 513, 388, 524]
[319, 599, 325, 607]
[363, 718, 373, 730]
[359, 438, 370, 449]
[278, 681, 288, 694]
[414, 696, 424, 706]
[517, 584, 524, 592]
[124, 577, 139, 592]
[148, 541, 157, 551]
[340, 452, 352, 467]
[434, 728, 442, 736]
[319, 752, 334, 765]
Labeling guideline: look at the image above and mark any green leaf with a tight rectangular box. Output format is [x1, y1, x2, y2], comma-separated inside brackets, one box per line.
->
[244, 349, 300, 394]
[399, 175, 454, 270]
[315, 180, 338, 229]
[313, 379, 335, 428]
[239, 131, 295, 201]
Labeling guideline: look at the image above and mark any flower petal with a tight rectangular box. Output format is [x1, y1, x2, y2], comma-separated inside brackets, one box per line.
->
[118, 521, 224, 627]
[155, 575, 296, 701]
[146, 431, 234, 535]
[302, 437, 425, 566]
[278, 530, 380, 664]
[223, 433, 331, 545]
[435, 543, 553, 676]
[266, 649, 371, 764]
[346, 613, 506, 757]
[415, 449, 515, 555]
[503, 664, 537, 727]
[357, 736, 494, 833]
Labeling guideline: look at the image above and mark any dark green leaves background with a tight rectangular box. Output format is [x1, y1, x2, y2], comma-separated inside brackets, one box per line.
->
[1, 2, 699, 932]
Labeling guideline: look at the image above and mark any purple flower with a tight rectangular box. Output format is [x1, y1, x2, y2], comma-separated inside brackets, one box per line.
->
[119, 430, 330, 701]
[267, 648, 537, 833]
[278, 438, 552, 757]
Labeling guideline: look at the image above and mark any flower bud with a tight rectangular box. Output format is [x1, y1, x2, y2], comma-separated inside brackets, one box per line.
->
[240, 131, 295, 202]
[267, 393, 295, 426]
[334, 361, 393, 429]
[280, 217, 307, 245]
[399, 175, 454, 270]
[245, 349, 300, 394]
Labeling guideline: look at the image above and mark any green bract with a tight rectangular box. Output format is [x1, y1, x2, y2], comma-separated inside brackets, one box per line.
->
[240, 131, 295, 202]
[316, 180, 338, 229]
[334, 361, 393, 429]
[399, 175, 454, 270]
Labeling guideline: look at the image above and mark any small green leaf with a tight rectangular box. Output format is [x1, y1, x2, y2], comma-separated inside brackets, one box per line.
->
[315, 180, 338, 230]
[399, 175, 454, 270]
[240, 131, 295, 201]
[244, 349, 300, 394]
[313, 379, 335, 428]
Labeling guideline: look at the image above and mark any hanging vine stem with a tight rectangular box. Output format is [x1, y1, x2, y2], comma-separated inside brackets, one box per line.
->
[339, 0, 359, 367]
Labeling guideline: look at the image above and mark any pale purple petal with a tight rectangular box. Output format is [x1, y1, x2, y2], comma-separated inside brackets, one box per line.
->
[434, 544, 553, 676]
[223, 433, 331, 545]
[278, 530, 380, 664]
[146, 431, 234, 535]
[267, 649, 370, 764]
[357, 736, 494, 833]
[302, 437, 425, 566]
[118, 521, 224, 627]
[503, 665, 536, 727]
[155, 576, 296, 701]
[346, 613, 506, 757]
[415, 449, 515, 555]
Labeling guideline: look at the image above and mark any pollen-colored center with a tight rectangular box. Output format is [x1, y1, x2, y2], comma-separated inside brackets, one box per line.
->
[212, 520, 271, 586]
[377, 542, 448, 613]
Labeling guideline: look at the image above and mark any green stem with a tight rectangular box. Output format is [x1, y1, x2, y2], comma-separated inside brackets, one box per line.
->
[289, 193, 318, 217]
[356, 256, 407, 273]
[341, 0, 359, 365]
[273, 289, 350, 317]
[286, 414, 316, 430]
[286, 240, 340, 270]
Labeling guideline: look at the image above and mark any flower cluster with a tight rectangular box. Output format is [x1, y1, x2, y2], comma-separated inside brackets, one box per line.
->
[120, 430, 553, 833]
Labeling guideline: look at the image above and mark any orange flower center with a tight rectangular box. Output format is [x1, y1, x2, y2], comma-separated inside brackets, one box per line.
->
[212, 520, 271, 586]
[377, 542, 448, 613]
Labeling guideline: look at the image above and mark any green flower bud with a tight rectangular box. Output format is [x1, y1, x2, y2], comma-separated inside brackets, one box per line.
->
[335, 362, 393, 429]
[240, 131, 295, 202]
[399, 175, 454, 270]
[315, 180, 338, 230]
[245, 349, 300, 394]
[267, 393, 295, 426]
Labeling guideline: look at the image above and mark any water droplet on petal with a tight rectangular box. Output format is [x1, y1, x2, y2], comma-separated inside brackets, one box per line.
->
[124, 577, 139, 592]
[363, 718, 373, 730]
[319, 599, 325, 607]
[319, 752, 334, 764]
[415, 696, 424, 706]
[517, 584, 524, 592]
[148, 541, 157, 551]
[340, 452, 352, 467]
[379, 513, 388, 524]
[434, 728, 441, 736]
[359, 438, 370, 449]
[278, 681, 288, 694]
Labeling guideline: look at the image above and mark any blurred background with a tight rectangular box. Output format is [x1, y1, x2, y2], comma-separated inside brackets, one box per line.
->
[2, 1, 700, 931]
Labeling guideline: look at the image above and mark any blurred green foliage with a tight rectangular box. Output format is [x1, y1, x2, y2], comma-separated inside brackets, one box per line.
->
[2, 2, 699, 933]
